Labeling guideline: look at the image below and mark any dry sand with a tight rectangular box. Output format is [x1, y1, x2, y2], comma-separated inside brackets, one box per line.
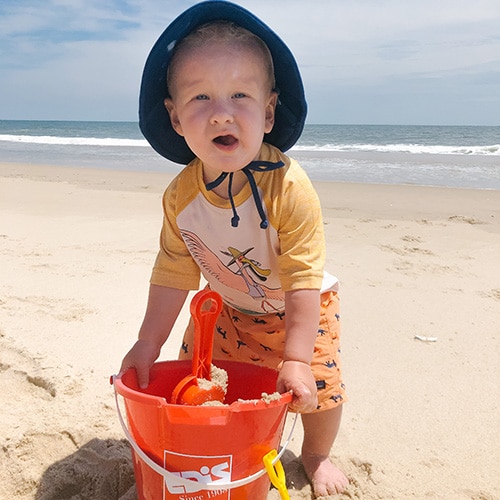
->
[1, 162, 499, 499]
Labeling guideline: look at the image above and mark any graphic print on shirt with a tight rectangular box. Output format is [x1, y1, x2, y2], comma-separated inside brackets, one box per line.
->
[180, 229, 284, 313]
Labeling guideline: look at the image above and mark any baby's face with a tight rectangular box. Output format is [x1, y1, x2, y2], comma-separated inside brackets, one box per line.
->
[164, 40, 277, 176]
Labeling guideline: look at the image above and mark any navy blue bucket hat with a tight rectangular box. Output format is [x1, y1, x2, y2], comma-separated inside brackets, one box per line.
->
[139, 0, 307, 165]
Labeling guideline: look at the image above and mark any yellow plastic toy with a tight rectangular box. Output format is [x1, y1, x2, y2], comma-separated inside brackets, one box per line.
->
[263, 449, 290, 500]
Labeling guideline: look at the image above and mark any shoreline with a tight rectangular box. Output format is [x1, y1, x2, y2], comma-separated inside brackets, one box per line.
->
[1, 162, 499, 499]
[2, 158, 500, 192]
[2, 140, 499, 190]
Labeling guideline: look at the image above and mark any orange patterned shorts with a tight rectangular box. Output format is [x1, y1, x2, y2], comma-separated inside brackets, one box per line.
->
[179, 291, 346, 412]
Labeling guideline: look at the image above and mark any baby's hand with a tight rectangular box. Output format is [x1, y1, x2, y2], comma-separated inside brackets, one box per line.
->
[118, 339, 161, 389]
[277, 360, 318, 413]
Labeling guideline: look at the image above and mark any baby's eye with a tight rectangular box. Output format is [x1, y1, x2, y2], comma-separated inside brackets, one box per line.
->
[195, 94, 209, 100]
[233, 92, 247, 99]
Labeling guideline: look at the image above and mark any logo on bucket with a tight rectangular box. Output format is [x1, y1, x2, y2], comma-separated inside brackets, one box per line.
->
[164, 450, 232, 499]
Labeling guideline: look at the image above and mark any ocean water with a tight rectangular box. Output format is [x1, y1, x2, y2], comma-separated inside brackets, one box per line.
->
[0, 120, 499, 189]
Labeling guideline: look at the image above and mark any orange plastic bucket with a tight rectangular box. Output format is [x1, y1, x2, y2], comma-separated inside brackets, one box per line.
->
[113, 359, 293, 499]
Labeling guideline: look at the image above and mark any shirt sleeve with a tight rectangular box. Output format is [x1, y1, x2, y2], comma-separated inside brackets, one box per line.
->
[150, 172, 201, 290]
[266, 158, 326, 291]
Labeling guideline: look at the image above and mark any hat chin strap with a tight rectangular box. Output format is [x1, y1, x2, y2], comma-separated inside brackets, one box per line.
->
[205, 160, 284, 229]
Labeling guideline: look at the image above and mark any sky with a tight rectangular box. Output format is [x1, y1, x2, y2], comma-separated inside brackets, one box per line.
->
[1, 0, 499, 125]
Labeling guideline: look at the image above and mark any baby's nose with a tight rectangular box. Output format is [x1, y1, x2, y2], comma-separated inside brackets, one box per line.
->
[210, 101, 234, 124]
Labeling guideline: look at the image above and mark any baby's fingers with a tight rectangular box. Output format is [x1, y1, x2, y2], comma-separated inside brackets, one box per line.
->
[288, 384, 318, 413]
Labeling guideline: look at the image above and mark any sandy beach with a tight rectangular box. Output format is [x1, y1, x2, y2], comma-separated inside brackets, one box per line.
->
[1, 161, 499, 499]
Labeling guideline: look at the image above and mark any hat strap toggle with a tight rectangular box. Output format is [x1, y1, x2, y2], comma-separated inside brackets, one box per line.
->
[206, 160, 284, 229]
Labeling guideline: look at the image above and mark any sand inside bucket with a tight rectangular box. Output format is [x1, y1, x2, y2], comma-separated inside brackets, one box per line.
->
[199, 364, 283, 406]
[196, 364, 229, 406]
[197, 364, 228, 393]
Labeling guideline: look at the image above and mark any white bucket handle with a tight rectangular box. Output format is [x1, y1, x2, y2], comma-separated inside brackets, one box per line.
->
[112, 376, 297, 492]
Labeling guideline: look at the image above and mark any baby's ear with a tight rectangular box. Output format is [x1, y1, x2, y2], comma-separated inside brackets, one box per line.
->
[164, 98, 183, 136]
[264, 91, 278, 134]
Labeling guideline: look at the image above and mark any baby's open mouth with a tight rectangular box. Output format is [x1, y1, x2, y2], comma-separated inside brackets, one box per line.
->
[213, 135, 237, 146]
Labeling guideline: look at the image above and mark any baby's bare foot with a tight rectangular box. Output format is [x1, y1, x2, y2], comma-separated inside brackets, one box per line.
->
[302, 453, 349, 497]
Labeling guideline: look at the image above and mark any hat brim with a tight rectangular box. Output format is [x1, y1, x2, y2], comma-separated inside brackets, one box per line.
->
[139, 0, 307, 165]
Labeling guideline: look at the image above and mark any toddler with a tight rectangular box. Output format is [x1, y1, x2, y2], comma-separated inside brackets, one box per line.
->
[120, 2, 348, 496]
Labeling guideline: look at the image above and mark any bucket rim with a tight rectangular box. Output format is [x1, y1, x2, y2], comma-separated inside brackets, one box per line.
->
[112, 360, 292, 411]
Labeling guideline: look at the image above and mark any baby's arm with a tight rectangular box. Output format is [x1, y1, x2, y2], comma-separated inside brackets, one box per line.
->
[278, 288, 320, 413]
[119, 284, 189, 388]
